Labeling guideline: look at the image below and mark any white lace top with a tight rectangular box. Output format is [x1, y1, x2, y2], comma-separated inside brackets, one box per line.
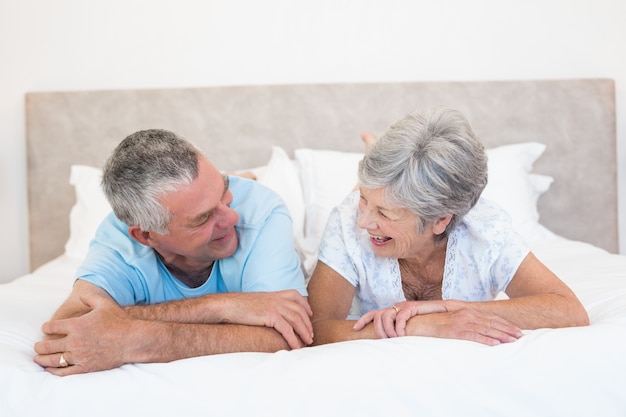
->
[318, 192, 530, 318]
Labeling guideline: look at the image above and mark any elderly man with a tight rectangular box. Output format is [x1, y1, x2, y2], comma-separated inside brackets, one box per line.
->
[34, 129, 313, 376]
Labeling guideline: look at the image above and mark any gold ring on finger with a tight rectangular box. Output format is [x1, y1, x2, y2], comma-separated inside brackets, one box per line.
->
[59, 353, 69, 368]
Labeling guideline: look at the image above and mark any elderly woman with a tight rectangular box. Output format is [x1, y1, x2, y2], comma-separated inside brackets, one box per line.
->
[307, 107, 589, 346]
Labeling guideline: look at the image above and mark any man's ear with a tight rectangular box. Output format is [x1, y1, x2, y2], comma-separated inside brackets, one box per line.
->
[128, 226, 151, 246]
[433, 214, 453, 235]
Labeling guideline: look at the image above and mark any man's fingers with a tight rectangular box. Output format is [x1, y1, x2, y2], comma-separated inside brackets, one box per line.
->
[273, 320, 302, 349]
[269, 294, 314, 347]
[40, 319, 66, 337]
[33, 351, 66, 368]
[281, 308, 313, 345]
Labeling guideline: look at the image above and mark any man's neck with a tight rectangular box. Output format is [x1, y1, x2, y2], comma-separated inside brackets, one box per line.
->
[156, 252, 215, 288]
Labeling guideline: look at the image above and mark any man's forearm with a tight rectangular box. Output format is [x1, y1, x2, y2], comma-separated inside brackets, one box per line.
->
[35, 294, 297, 376]
[123, 320, 292, 364]
[124, 294, 226, 324]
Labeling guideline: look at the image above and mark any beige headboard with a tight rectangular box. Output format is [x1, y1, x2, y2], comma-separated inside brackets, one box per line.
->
[26, 79, 618, 270]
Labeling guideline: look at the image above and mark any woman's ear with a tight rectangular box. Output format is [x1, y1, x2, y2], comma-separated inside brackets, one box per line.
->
[128, 226, 151, 246]
[433, 214, 453, 235]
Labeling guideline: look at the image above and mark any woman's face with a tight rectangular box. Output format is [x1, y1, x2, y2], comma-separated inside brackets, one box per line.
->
[357, 186, 433, 259]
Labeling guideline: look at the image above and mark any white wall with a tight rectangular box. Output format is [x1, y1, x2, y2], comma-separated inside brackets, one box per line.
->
[1, 0, 624, 283]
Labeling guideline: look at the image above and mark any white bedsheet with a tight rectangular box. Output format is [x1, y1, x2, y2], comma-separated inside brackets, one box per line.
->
[1, 236, 626, 417]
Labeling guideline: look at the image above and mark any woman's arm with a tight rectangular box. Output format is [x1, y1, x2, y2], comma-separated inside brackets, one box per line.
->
[310, 261, 525, 346]
[390, 252, 588, 339]
[452, 252, 589, 328]
[308, 261, 380, 344]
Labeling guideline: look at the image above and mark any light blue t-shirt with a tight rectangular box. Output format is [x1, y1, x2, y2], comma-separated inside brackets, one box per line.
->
[318, 192, 530, 317]
[77, 176, 306, 306]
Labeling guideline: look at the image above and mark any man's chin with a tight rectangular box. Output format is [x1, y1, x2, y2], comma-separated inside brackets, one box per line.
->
[212, 234, 238, 259]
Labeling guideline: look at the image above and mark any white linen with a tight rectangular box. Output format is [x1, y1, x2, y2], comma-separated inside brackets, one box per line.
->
[1, 237, 626, 417]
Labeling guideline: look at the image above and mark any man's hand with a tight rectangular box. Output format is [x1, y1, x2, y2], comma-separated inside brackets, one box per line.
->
[34, 289, 314, 376]
[215, 290, 314, 349]
[34, 295, 135, 376]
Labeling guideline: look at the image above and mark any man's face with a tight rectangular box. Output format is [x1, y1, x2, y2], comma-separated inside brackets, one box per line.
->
[147, 156, 240, 267]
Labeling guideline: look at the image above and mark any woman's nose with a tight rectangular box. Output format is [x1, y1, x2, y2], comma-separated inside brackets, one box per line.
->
[357, 209, 375, 230]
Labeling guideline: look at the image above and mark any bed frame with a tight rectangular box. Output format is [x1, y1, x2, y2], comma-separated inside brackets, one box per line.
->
[25, 79, 617, 270]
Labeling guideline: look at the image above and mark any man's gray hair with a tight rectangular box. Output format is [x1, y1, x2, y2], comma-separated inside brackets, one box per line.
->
[358, 107, 488, 239]
[101, 129, 201, 233]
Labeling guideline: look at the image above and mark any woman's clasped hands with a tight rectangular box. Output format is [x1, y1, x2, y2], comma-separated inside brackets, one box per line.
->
[353, 300, 524, 346]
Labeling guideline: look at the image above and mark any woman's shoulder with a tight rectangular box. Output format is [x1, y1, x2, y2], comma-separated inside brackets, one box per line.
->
[452, 198, 518, 251]
[462, 198, 513, 233]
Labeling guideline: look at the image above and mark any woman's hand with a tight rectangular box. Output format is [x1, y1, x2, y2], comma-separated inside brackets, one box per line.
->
[354, 300, 523, 345]
[353, 300, 448, 338]
[403, 308, 523, 345]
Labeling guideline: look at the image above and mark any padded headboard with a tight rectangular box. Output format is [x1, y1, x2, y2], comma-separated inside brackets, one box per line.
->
[26, 79, 618, 270]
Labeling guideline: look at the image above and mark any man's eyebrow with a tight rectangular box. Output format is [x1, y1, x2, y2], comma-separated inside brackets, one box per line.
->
[188, 175, 230, 225]
[223, 174, 230, 196]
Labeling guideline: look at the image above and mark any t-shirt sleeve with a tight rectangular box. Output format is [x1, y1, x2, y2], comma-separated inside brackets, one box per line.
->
[75, 214, 159, 306]
[237, 208, 308, 296]
[76, 241, 145, 306]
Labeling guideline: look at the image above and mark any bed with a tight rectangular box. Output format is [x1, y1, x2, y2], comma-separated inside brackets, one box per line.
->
[1, 79, 625, 416]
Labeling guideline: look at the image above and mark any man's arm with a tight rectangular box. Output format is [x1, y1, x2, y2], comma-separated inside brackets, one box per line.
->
[34, 280, 312, 376]
[123, 289, 313, 348]
[42, 279, 112, 335]
[34, 292, 304, 376]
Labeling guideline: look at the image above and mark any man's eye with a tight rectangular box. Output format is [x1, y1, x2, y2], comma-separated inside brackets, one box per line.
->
[193, 214, 211, 227]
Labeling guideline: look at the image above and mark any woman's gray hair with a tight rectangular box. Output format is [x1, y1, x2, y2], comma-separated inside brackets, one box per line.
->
[101, 129, 201, 234]
[358, 107, 488, 239]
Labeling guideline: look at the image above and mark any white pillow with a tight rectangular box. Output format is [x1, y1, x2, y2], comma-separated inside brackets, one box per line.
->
[482, 142, 553, 233]
[256, 146, 305, 242]
[295, 149, 364, 239]
[64, 165, 112, 260]
[294, 148, 364, 274]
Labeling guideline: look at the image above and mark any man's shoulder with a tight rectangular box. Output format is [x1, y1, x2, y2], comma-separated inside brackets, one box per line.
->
[229, 176, 288, 221]
[92, 213, 155, 260]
